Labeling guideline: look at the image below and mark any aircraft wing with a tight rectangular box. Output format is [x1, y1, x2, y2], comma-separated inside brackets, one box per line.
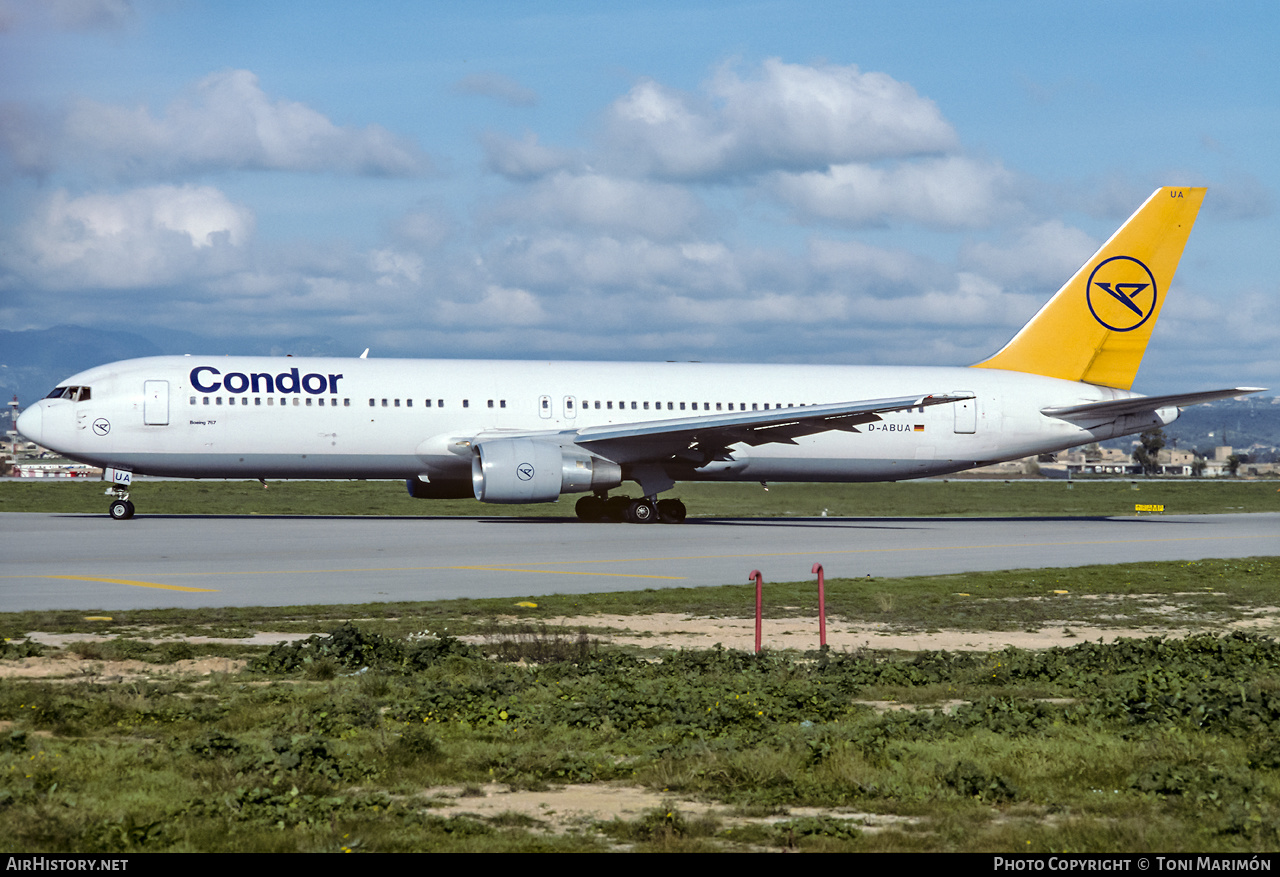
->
[570, 393, 973, 465]
[1040, 387, 1266, 423]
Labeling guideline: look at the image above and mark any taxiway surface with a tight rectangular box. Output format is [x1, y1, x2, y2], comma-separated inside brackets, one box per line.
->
[2, 512, 1276, 610]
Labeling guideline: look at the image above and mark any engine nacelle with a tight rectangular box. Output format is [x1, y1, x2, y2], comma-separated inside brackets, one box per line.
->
[471, 438, 621, 503]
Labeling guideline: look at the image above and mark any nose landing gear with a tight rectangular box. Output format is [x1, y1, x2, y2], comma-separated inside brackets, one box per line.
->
[106, 484, 135, 520]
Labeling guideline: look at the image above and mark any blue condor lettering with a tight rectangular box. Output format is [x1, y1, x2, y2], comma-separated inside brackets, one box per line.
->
[189, 366, 343, 396]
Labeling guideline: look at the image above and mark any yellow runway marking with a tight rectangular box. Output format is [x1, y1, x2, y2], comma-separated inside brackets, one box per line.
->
[43, 575, 218, 593]
[23, 532, 1273, 586]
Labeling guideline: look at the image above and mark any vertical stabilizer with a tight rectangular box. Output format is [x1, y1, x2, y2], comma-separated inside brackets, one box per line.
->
[973, 187, 1205, 390]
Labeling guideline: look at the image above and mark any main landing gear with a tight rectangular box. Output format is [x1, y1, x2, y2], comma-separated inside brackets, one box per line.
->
[575, 494, 687, 524]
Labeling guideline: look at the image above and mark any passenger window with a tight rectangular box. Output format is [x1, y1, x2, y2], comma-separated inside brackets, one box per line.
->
[255, 398, 261, 406]
[306, 398, 313, 406]
[394, 399, 400, 407]
[500, 400, 506, 408]
[405, 399, 412, 407]
[488, 400, 494, 408]
[382, 399, 388, 407]
[268, 398, 274, 406]
[293, 398, 300, 406]
[425, 399, 432, 407]
[344, 399, 350, 407]
[463, 399, 469, 408]
[189, 396, 196, 405]
[369, 399, 375, 407]
[438, 400, 444, 408]
[203, 397, 210, 405]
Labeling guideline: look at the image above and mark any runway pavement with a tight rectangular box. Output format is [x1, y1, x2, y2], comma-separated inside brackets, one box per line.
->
[1, 512, 1276, 611]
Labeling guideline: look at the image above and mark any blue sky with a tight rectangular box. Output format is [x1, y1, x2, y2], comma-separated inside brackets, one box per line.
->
[2, 0, 1276, 396]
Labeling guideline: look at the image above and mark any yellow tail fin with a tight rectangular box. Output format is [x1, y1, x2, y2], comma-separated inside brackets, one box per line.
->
[973, 186, 1206, 390]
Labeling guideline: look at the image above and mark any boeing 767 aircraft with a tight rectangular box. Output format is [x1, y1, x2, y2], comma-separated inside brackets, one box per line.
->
[16, 187, 1264, 523]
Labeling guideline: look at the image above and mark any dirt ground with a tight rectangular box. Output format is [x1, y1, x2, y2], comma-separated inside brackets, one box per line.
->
[517, 612, 1214, 653]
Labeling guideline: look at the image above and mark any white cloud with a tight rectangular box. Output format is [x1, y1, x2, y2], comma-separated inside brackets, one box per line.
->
[57, 69, 428, 178]
[807, 237, 936, 288]
[961, 219, 1098, 287]
[770, 156, 1021, 228]
[492, 172, 706, 240]
[10, 185, 253, 289]
[481, 130, 578, 180]
[369, 248, 424, 287]
[434, 285, 547, 327]
[487, 234, 748, 297]
[604, 58, 956, 179]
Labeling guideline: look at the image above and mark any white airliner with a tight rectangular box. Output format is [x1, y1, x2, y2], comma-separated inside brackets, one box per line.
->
[16, 187, 1263, 523]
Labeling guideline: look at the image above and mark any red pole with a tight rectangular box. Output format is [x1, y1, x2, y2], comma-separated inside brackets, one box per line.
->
[749, 569, 763, 653]
[811, 562, 827, 648]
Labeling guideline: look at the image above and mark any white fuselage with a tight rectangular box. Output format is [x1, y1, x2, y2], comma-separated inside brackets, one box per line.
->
[19, 355, 1173, 491]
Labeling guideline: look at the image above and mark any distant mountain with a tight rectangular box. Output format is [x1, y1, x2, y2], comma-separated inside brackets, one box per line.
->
[1161, 394, 1280, 454]
[1099, 394, 1280, 458]
[0, 325, 347, 408]
[0, 325, 164, 409]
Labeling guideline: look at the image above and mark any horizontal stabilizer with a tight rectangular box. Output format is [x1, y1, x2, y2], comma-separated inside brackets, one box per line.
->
[1041, 387, 1266, 423]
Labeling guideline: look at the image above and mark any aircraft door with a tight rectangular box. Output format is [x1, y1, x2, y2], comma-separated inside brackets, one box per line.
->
[563, 395, 577, 420]
[951, 391, 976, 434]
[538, 395, 553, 419]
[143, 380, 169, 426]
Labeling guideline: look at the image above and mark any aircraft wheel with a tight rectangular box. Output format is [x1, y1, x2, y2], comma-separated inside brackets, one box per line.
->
[109, 500, 134, 521]
[575, 495, 606, 522]
[657, 498, 686, 524]
[604, 496, 631, 522]
[625, 499, 657, 524]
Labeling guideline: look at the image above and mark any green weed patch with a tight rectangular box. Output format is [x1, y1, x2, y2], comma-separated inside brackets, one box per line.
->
[3, 623, 1279, 851]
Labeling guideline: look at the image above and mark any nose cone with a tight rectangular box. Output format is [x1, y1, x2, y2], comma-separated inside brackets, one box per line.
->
[15, 403, 41, 444]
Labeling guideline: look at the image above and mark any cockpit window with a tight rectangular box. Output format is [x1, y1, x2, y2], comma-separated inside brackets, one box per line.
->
[45, 386, 91, 401]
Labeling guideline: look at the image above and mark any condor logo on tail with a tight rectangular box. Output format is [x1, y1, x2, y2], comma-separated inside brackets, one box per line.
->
[1086, 255, 1158, 332]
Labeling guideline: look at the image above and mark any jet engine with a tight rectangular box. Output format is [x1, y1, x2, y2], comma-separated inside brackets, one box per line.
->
[471, 438, 621, 503]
